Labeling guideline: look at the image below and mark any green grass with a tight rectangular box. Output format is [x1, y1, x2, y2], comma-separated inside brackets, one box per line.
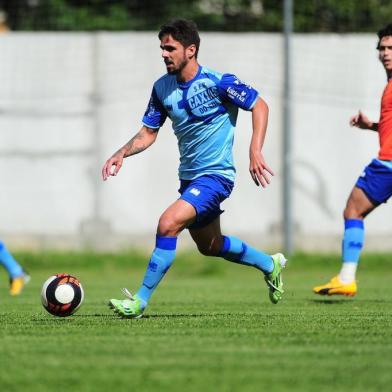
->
[1, 251, 392, 392]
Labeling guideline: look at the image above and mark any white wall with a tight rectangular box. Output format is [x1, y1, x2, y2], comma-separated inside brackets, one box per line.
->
[0, 32, 390, 251]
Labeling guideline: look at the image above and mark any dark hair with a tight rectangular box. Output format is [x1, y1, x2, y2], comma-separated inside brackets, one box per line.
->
[158, 19, 200, 58]
[377, 24, 392, 49]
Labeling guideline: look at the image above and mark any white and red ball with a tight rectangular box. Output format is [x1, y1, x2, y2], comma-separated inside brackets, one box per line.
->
[41, 274, 84, 317]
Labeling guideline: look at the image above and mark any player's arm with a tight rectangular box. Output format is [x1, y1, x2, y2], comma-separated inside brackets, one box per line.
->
[249, 97, 274, 187]
[102, 126, 158, 181]
[218, 73, 274, 187]
[350, 110, 378, 131]
[102, 84, 167, 181]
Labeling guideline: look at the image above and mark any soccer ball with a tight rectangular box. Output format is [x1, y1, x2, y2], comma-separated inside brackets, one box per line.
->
[41, 274, 84, 317]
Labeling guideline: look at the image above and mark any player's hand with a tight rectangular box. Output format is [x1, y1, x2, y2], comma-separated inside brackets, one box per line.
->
[349, 110, 373, 129]
[102, 151, 124, 181]
[249, 151, 274, 187]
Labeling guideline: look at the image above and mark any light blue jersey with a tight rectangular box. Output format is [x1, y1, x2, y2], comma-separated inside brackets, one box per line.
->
[142, 65, 259, 181]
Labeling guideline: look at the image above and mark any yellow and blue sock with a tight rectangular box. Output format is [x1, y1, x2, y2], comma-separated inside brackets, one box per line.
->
[136, 235, 177, 306]
[218, 235, 274, 274]
[0, 241, 23, 279]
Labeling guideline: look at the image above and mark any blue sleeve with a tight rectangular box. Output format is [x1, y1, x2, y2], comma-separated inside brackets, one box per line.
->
[218, 74, 259, 111]
[142, 87, 167, 129]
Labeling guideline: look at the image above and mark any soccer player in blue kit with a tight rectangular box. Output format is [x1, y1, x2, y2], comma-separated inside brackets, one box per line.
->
[102, 19, 287, 318]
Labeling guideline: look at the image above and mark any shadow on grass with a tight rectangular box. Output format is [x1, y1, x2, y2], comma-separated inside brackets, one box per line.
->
[143, 313, 231, 319]
[32, 313, 234, 322]
[32, 314, 115, 322]
[309, 299, 349, 305]
[309, 298, 390, 305]
[77, 313, 224, 319]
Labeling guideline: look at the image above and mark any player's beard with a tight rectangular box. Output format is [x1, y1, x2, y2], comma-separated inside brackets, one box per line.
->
[166, 55, 188, 75]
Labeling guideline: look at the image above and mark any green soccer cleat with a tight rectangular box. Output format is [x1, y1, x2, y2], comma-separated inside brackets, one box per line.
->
[264, 253, 287, 304]
[108, 288, 145, 319]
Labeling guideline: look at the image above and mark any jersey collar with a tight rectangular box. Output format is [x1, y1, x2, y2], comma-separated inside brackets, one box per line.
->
[177, 65, 202, 89]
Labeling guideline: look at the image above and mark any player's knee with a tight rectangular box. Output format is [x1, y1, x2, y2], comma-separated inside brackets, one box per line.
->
[158, 215, 180, 237]
[343, 205, 361, 220]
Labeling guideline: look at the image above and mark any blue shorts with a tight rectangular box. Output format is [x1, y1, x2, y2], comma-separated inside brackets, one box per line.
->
[355, 159, 392, 205]
[178, 174, 234, 229]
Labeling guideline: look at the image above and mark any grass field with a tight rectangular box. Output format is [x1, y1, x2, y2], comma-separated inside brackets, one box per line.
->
[1, 251, 392, 392]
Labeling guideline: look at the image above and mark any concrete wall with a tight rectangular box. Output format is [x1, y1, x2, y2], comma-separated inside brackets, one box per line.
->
[0, 32, 390, 251]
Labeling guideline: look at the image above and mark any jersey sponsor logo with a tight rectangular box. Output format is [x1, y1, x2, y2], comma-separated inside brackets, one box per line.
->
[146, 97, 154, 115]
[189, 187, 201, 196]
[145, 96, 159, 119]
[233, 77, 252, 90]
[188, 87, 219, 110]
[227, 86, 247, 103]
[183, 78, 224, 120]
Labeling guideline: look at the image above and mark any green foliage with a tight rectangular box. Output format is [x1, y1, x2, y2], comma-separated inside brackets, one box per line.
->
[294, 0, 392, 32]
[16, 0, 132, 31]
[3, 0, 392, 32]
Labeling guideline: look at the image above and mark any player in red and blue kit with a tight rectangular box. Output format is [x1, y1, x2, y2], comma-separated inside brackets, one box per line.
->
[102, 19, 287, 318]
[314, 24, 392, 297]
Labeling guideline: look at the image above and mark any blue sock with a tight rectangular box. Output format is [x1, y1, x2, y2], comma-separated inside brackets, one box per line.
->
[0, 241, 23, 279]
[218, 235, 274, 274]
[135, 235, 177, 306]
[342, 219, 364, 263]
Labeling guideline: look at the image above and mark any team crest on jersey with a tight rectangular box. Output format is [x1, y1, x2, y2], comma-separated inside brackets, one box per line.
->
[182, 78, 225, 121]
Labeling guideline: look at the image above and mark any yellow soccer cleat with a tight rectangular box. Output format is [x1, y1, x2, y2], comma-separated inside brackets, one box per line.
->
[313, 276, 357, 297]
[9, 273, 30, 296]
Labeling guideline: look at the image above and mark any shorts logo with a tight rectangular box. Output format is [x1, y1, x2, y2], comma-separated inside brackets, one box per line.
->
[189, 188, 201, 196]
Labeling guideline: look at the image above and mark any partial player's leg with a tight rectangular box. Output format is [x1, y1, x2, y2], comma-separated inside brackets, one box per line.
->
[314, 158, 392, 297]
[109, 199, 196, 318]
[189, 218, 287, 304]
[313, 186, 376, 297]
[0, 240, 30, 295]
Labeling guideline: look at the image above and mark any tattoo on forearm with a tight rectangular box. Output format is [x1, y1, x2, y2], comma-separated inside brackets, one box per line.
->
[125, 132, 147, 156]
[129, 145, 146, 155]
